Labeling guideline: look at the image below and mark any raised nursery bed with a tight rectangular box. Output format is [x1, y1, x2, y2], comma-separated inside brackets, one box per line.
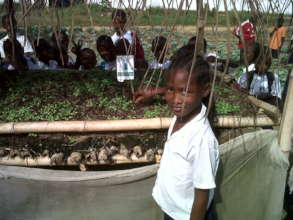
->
[0, 69, 279, 175]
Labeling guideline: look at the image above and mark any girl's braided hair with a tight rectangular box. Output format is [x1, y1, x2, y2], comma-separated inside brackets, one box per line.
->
[167, 49, 216, 127]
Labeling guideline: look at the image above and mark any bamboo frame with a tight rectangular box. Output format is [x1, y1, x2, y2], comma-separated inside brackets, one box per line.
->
[247, 96, 281, 119]
[0, 156, 151, 167]
[0, 115, 279, 134]
[278, 69, 293, 153]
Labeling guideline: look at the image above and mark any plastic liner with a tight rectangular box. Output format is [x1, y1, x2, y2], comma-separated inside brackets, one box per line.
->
[0, 130, 289, 220]
[215, 129, 289, 220]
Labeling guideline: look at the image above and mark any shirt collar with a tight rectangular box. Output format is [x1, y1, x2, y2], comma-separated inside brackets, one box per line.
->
[168, 104, 207, 138]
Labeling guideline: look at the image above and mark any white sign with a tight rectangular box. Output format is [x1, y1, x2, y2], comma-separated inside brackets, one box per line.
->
[116, 55, 135, 82]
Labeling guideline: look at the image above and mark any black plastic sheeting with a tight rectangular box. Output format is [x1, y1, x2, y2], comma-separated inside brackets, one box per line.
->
[0, 176, 162, 220]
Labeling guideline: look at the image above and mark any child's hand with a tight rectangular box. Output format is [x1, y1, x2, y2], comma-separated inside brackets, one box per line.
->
[133, 88, 154, 103]
[133, 87, 165, 103]
[71, 40, 83, 55]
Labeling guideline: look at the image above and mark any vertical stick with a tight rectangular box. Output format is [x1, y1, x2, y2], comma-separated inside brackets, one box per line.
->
[196, 0, 205, 56]
[278, 69, 293, 155]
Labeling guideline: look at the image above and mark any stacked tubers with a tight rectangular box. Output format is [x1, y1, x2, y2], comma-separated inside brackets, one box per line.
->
[0, 145, 163, 171]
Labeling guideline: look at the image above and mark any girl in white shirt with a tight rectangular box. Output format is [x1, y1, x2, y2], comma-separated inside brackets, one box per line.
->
[152, 54, 219, 220]
[111, 9, 147, 68]
[238, 47, 282, 106]
[149, 36, 171, 70]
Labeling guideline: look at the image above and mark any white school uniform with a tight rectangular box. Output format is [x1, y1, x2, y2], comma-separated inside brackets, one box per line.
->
[0, 34, 34, 58]
[149, 59, 171, 70]
[152, 104, 219, 220]
[35, 60, 60, 70]
[238, 64, 282, 99]
[111, 30, 133, 45]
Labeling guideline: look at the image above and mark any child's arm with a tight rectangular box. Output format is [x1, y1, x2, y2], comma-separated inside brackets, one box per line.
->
[190, 189, 209, 220]
[133, 87, 166, 103]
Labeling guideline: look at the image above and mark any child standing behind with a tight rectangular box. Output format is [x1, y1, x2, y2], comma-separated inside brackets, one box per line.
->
[149, 36, 171, 70]
[111, 9, 147, 67]
[0, 14, 34, 59]
[238, 47, 282, 105]
[152, 55, 219, 220]
[269, 17, 286, 59]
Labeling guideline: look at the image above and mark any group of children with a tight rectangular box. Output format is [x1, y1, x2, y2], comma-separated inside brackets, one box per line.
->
[0, 10, 284, 107]
[0, 10, 167, 71]
[0, 9, 289, 220]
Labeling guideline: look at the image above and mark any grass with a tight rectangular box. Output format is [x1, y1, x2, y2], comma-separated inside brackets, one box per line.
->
[0, 3, 288, 28]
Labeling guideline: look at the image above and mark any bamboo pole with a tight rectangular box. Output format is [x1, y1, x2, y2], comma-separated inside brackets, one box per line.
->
[247, 96, 281, 119]
[0, 156, 152, 167]
[278, 69, 293, 154]
[0, 115, 279, 134]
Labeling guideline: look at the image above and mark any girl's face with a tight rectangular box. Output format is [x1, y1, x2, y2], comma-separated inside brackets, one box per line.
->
[165, 69, 209, 122]
[80, 51, 97, 70]
[97, 46, 116, 62]
[113, 16, 126, 33]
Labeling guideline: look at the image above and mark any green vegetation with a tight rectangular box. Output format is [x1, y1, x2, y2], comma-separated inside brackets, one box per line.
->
[215, 100, 241, 115]
[0, 4, 291, 122]
[143, 104, 170, 118]
[0, 69, 169, 122]
[0, 67, 254, 122]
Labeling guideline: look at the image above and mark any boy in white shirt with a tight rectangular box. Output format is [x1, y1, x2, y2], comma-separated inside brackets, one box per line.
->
[111, 9, 147, 68]
[0, 14, 34, 59]
[111, 9, 133, 45]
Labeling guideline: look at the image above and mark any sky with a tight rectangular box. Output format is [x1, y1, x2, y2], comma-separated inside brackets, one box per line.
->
[0, 0, 291, 14]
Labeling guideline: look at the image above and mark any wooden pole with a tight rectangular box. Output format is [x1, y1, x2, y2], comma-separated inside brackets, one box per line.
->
[196, 0, 206, 56]
[278, 69, 293, 154]
[0, 115, 279, 134]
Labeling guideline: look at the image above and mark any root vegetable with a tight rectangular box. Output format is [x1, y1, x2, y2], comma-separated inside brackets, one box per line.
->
[98, 147, 110, 164]
[119, 144, 129, 158]
[50, 152, 64, 166]
[67, 152, 82, 165]
[145, 149, 155, 162]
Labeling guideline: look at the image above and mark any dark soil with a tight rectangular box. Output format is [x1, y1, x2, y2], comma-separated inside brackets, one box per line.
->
[0, 69, 260, 168]
[0, 69, 256, 122]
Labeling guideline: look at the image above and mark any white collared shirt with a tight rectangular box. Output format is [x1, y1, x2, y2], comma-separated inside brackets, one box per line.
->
[238, 69, 282, 99]
[0, 34, 34, 58]
[35, 60, 60, 70]
[149, 59, 171, 70]
[152, 104, 219, 220]
[111, 30, 133, 45]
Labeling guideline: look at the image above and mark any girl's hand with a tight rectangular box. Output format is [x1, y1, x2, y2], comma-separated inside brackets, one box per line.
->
[133, 88, 155, 103]
[133, 87, 166, 103]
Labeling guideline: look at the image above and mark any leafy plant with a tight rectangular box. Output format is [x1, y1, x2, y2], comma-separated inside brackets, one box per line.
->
[215, 100, 241, 115]
[143, 104, 170, 118]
